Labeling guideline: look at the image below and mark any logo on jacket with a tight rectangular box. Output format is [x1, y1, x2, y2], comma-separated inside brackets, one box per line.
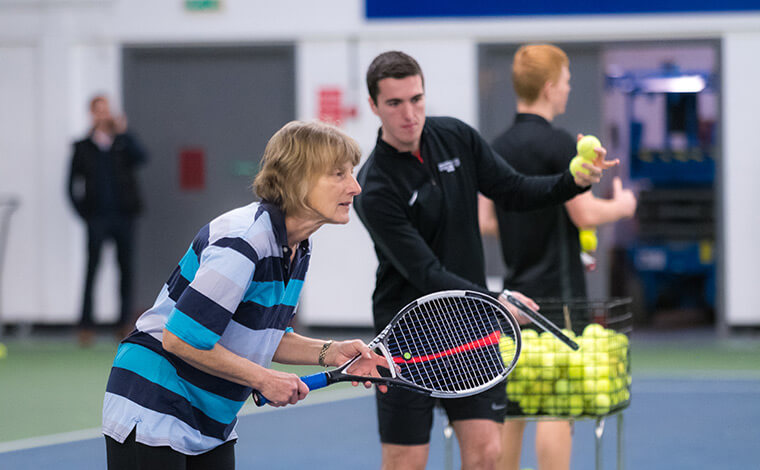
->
[437, 158, 461, 173]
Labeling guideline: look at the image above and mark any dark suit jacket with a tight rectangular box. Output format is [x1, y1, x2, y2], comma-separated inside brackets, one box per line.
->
[68, 132, 147, 219]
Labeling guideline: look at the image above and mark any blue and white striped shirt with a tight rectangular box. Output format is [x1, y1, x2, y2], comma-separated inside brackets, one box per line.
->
[103, 201, 310, 454]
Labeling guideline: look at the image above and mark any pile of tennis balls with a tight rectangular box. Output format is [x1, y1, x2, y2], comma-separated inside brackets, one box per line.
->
[500, 323, 631, 417]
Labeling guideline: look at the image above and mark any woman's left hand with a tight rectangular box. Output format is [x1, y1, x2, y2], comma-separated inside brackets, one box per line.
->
[325, 339, 390, 393]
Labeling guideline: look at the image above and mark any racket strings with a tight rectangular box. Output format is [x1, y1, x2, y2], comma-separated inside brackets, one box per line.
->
[386, 295, 519, 394]
[432, 297, 493, 391]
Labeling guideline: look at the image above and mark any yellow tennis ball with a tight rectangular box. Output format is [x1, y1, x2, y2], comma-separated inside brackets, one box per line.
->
[579, 229, 598, 252]
[569, 155, 590, 179]
[577, 135, 601, 161]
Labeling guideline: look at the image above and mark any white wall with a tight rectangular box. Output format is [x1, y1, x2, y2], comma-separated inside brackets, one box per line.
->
[0, 0, 758, 328]
[722, 34, 760, 327]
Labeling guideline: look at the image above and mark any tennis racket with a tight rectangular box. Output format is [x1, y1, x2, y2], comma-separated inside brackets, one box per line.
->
[255, 290, 567, 406]
[501, 289, 580, 351]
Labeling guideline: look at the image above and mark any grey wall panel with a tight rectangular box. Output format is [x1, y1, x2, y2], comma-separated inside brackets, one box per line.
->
[122, 45, 295, 312]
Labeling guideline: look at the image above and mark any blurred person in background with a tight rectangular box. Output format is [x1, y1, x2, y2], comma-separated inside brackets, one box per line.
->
[355, 50, 617, 470]
[478, 44, 636, 470]
[68, 95, 147, 346]
[102, 120, 388, 469]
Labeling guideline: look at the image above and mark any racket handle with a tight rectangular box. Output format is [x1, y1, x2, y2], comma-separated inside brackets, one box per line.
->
[502, 290, 580, 351]
[253, 371, 330, 407]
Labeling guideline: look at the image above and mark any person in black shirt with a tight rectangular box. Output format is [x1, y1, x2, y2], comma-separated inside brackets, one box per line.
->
[479, 44, 636, 470]
[355, 50, 618, 470]
[68, 95, 148, 346]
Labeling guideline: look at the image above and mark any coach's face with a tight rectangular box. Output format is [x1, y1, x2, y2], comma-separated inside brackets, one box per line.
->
[548, 65, 571, 117]
[369, 75, 426, 153]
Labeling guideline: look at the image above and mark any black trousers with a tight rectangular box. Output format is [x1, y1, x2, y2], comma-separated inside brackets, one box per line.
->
[105, 429, 236, 470]
[80, 214, 135, 328]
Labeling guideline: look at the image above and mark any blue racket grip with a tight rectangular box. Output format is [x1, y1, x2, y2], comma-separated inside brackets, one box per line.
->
[253, 372, 329, 407]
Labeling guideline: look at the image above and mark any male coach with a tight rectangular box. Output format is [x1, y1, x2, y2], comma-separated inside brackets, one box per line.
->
[354, 50, 617, 470]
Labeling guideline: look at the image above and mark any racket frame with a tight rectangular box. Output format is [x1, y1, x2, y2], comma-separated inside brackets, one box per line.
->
[501, 289, 580, 350]
[253, 290, 522, 405]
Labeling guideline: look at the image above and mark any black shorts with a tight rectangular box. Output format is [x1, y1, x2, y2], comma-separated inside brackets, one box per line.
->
[105, 428, 236, 470]
[376, 383, 507, 445]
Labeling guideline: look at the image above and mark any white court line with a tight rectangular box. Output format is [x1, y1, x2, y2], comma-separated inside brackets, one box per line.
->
[0, 428, 103, 454]
[635, 370, 760, 380]
[632, 377, 760, 395]
[0, 387, 374, 454]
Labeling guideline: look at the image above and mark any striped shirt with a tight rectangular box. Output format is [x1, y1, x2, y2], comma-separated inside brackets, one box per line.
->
[103, 201, 310, 455]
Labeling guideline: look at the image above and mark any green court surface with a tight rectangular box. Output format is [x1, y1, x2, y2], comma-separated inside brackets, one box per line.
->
[0, 336, 330, 443]
[0, 328, 758, 444]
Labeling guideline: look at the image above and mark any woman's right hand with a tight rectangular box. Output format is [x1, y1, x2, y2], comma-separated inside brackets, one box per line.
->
[255, 369, 310, 407]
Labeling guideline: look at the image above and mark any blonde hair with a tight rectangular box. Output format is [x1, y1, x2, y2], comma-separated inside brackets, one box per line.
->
[512, 44, 569, 104]
[253, 121, 361, 215]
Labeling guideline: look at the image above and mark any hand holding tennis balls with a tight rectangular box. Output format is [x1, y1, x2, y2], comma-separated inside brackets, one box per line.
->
[568, 134, 619, 186]
[569, 156, 590, 178]
[577, 135, 602, 161]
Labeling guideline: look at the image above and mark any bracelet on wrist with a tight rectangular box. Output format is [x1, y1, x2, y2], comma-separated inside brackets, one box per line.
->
[318, 340, 333, 367]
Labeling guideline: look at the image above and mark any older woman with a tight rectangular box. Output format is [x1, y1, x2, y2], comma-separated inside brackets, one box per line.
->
[102, 121, 386, 469]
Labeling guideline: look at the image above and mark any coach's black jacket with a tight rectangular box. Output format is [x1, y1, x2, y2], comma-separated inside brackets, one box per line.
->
[355, 116, 587, 331]
[68, 132, 147, 219]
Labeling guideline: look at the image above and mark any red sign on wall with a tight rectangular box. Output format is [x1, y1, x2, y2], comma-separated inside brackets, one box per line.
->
[317, 87, 357, 125]
[179, 148, 205, 190]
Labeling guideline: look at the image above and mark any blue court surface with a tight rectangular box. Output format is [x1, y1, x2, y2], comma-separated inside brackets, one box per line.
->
[2, 375, 759, 469]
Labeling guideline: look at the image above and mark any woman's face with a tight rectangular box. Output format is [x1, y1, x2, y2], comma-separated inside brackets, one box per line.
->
[305, 161, 362, 225]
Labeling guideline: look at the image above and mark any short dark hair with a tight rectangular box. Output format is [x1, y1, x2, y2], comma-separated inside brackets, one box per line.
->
[366, 51, 424, 104]
[89, 94, 107, 111]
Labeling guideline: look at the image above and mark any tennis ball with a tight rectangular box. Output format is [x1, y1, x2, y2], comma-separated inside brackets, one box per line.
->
[522, 329, 539, 341]
[592, 393, 611, 415]
[595, 378, 612, 394]
[569, 155, 590, 179]
[577, 135, 602, 161]
[579, 229, 598, 252]
[569, 395, 584, 416]
[554, 378, 570, 395]
[0, 342, 6, 359]
[554, 348, 569, 367]
[583, 323, 605, 337]
[523, 366, 540, 381]
[567, 365, 584, 380]
[506, 380, 525, 397]
[587, 363, 611, 379]
[583, 378, 597, 394]
[403, 352, 412, 360]
[560, 328, 577, 340]
[595, 351, 611, 366]
[555, 396, 571, 415]
[568, 350, 584, 367]
[541, 396, 559, 414]
[521, 396, 541, 414]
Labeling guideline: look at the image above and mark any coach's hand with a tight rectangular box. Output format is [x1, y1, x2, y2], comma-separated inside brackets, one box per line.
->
[499, 290, 539, 325]
[572, 133, 619, 187]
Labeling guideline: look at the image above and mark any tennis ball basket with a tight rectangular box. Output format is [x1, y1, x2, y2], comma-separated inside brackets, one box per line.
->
[504, 297, 633, 418]
[499, 297, 633, 469]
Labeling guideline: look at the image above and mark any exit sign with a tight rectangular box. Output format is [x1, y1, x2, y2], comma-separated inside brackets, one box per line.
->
[185, 0, 221, 12]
